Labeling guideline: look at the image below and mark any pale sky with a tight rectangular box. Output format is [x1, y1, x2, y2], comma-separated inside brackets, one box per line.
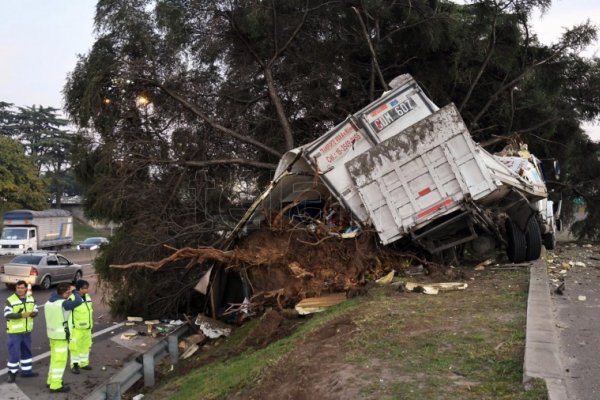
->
[0, 0, 598, 140]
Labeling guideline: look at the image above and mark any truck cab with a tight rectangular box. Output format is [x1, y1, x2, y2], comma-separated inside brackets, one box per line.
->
[0, 226, 37, 255]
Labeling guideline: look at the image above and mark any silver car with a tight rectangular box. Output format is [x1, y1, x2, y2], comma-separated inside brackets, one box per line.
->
[0, 252, 83, 290]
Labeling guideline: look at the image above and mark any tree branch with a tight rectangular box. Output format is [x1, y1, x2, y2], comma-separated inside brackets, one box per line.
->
[182, 159, 277, 170]
[352, 7, 388, 91]
[459, 9, 497, 112]
[156, 84, 282, 158]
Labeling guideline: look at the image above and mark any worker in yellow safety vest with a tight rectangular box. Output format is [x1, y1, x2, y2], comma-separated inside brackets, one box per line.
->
[68, 279, 93, 374]
[4, 280, 39, 383]
[44, 282, 82, 393]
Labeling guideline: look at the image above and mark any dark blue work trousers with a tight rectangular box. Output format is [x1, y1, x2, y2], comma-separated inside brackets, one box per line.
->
[7, 332, 33, 375]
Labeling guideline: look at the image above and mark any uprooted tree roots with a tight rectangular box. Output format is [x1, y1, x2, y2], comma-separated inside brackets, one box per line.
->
[111, 226, 440, 311]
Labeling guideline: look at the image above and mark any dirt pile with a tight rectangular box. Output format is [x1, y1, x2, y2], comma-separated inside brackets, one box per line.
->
[230, 227, 423, 309]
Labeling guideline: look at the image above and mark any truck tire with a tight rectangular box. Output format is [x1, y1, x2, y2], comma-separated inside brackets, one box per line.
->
[525, 218, 542, 261]
[543, 233, 556, 250]
[505, 218, 527, 263]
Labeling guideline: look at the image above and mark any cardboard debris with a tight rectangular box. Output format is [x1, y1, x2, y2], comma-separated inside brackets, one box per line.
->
[120, 331, 138, 340]
[181, 344, 199, 359]
[294, 293, 347, 315]
[574, 262, 586, 268]
[178, 333, 208, 350]
[404, 282, 468, 295]
[376, 271, 395, 285]
[194, 266, 213, 295]
[578, 295, 587, 301]
[195, 315, 232, 338]
[474, 259, 493, 271]
[127, 316, 143, 322]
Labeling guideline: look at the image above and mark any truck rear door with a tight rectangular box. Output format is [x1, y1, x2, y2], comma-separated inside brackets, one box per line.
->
[346, 104, 497, 245]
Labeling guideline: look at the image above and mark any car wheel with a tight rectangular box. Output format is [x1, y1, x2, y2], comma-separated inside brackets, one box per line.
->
[73, 271, 82, 284]
[39, 276, 51, 290]
[505, 218, 527, 263]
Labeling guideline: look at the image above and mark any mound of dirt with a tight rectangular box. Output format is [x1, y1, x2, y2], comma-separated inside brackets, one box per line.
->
[230, 227, 411, 309]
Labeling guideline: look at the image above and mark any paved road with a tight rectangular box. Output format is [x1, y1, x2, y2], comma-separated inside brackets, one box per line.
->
[0, 250, 118, 374]
[550, 243, 600, 400]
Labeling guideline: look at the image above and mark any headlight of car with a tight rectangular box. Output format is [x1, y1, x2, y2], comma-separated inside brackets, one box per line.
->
[18, 244, 24, 249]
[76, 245, 81, 250]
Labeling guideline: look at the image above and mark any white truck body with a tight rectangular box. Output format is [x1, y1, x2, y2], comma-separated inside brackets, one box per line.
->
[0, 209, 73, 255]
[229, 74, 549, 262]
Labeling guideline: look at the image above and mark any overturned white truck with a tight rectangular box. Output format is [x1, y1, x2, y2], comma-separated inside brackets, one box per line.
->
[230, 74, 556, 263]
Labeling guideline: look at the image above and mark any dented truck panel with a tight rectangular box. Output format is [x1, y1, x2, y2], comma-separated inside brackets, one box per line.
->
[346, 105, 498, 245]
[304, 74, 439, 225]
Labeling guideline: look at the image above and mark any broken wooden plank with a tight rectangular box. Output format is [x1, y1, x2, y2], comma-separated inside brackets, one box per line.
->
[294, 292, 347, 315]
[178, 333, 208, 350]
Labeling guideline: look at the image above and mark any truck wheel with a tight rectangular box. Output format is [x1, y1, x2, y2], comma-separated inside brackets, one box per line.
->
[525, 218, 542, 261]
[39, 276, 51, 290]
[505, 218, 527, 263]
[543, 233, 556, 250]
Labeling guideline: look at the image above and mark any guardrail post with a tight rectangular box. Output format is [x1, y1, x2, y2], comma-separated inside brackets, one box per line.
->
[168, 334, 179, 364]
[142, 352, 156, 387]
[106, 382, 121, 400]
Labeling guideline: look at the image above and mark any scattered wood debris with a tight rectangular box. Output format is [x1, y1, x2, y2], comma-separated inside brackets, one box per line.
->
[295, 293, 347, 315]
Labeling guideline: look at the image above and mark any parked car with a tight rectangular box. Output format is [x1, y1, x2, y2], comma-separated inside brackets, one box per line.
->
[0, 252, 82, 290]
[76, 236, 109, 251]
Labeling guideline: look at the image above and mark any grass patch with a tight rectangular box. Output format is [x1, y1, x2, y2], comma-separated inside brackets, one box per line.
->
[147, 297, 362, 400]
[145, 267, 548, 400]
[73, 218, 104, 242]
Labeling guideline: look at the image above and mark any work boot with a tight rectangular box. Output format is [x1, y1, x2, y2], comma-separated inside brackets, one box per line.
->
[7, 372, 16, 383]
[21, 371, 39, 378]
[71, 364, 80, 374]
[81, 365, 92, 371]
[49, 385, 71, 393]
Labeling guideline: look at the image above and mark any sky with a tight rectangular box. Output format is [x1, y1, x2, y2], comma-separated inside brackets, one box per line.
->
[0, 0, 598, 140]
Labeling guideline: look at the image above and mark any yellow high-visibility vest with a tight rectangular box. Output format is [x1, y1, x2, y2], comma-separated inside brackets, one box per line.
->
[6, 294, 35, 334]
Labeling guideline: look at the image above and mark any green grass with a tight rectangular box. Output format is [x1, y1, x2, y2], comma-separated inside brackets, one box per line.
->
[73, 218, 104, 242]
[145, 268, 548, 400]
[148, 299, 362, 400]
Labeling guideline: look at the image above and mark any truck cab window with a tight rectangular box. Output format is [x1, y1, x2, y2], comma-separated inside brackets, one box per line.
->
[1, 228, 28, 240]
[29, 229, 35, 238]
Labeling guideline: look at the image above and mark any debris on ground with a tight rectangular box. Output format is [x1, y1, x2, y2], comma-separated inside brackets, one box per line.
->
[402, 282, 468, 295]
[295, 293, 347, 315]
[120, 331, 138, 340]
[195, 315, 232, 338]
[178, 334, 208, 351]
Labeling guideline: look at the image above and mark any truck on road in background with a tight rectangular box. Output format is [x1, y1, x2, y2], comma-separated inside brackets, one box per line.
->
[0, 209, 73, 255]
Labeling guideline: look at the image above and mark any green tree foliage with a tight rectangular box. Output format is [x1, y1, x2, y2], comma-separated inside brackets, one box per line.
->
[0, 137, 48, 213]
[0, 104, 77, 207]
[64, 0, 600, 316]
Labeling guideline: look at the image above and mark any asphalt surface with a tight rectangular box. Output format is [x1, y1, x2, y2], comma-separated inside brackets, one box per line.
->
[0, 250, 116, 368]
[0, 249, 135, 399]
[549, 243, 600, 400]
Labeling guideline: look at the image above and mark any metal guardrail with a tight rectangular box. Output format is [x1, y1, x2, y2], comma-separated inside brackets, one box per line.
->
[87, 323, 190, 400]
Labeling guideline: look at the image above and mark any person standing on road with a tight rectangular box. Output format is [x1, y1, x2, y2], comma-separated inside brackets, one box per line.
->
[44, 282, 82, 393]
[4, 280, 39, 383]
[69, 279, 93, 374]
